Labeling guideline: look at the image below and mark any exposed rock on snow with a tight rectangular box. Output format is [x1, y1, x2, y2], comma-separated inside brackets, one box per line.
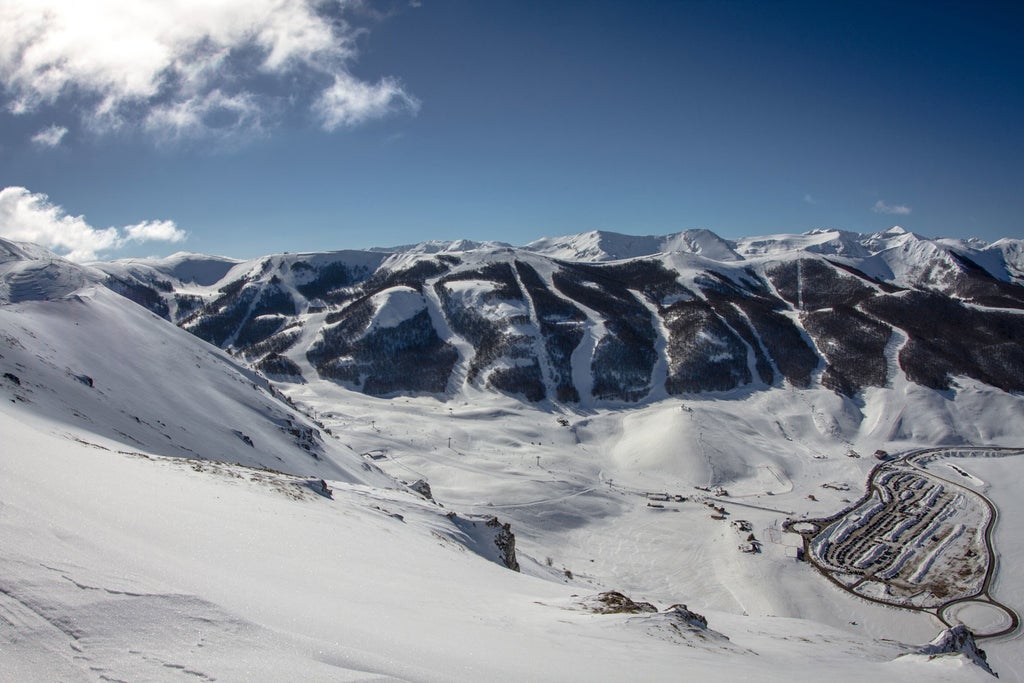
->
[447, 513, 521, 571]
[903, 625, 996, 677]
[408, 478, 434, 501]
[577, 592, 735, 650]
[307, 478, 333, 499]
[582, 591, 658, 614]
[662, 603, 710, 630]
[580, 593, 711, 632]
[487, 516, 521, 572]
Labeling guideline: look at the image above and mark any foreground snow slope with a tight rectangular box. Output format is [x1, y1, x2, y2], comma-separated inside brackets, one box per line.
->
[0, 407, 997, 682]
[281, 375, 1024, 680]
[0, 241, 389, 484]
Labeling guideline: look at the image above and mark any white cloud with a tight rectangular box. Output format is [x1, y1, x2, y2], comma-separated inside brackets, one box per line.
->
[0, 186, 186, 261]
[0, 0, 416, 142]
[873, 200, 911, 216]
[803, 193, 816, 205]
[315, 73, 420, 130]
[30, 124, 68, 147]
[143, 90, 264, 144]
[124, 219, 187, 244]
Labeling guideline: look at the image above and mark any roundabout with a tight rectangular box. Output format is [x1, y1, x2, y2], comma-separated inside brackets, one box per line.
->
[941, 600, 1016, 638]
[787, 446, 1024, 639]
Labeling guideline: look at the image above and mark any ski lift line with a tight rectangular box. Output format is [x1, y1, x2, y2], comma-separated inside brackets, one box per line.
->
[366, 449, 428, 481]
[466, 486, 598, 509]
[714, 498, 795, 515]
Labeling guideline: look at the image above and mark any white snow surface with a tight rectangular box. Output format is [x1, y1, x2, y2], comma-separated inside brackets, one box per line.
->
[367, 286, 427, 330]
[372, 238, 514, 254]
[0, 244, 389, 485]
[4, 403, 999, 683]
[1, 236, 1022, 681]
[441, 279, 529, 319]
[94, 251, 241, 287]
[525, 228, 742, 262]
[522, 226, 1024, 293]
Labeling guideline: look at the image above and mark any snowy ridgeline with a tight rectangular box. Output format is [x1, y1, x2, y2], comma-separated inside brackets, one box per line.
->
[72, 225, 1024, 409]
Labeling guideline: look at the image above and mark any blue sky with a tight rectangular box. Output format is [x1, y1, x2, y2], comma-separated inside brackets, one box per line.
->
[0, 0, 1021, 260]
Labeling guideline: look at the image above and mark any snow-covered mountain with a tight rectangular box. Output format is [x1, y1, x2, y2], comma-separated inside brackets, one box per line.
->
[0, 238, 387, 483]
[91, 227, 1024, 412]
[525, 228, 742, 262]
[4, 229, 1024, 680]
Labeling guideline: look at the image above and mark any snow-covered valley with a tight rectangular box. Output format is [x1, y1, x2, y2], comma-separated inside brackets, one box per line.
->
[3, 229, 1024, 681]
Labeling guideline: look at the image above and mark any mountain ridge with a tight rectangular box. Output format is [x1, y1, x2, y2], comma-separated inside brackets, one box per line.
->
[64, 226, 1024, 411]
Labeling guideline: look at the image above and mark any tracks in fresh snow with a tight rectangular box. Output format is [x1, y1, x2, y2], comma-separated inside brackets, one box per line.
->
[466, 485, 598, 510]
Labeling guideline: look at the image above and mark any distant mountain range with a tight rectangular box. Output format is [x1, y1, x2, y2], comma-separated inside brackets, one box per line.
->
[72, 226, 1024, 405]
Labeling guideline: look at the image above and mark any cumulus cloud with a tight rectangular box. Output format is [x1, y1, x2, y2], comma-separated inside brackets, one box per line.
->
[123, 219, 187, 244]
[30, 124, 68, 147]
[316, 73, 420, 130]
[0, 186, 186, 261]
[873, 200, 911, 215]
[0, 0, 416, 142]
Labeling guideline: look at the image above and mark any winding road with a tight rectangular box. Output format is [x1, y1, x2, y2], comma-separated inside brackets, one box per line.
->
[787, 446, 1023, 639]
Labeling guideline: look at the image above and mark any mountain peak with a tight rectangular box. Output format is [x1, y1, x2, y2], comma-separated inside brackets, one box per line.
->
[524, 228, 739, 262]
[371, 239, 514, 255]
[0, 238, 101, 303]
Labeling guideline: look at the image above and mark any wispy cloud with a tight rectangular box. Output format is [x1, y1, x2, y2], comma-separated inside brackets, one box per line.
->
[0, 186, 186, 261]
[873, 200, 911, 216]
[143, 90, 264, 146]
[315, 73, 421, 130]
[30, 124, 68, 148]
[803, 193, 816, 205]
[0, 1, 417, 143]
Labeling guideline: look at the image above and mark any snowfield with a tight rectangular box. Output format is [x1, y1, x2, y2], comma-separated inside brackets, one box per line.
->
[2, 233, 1023, 680]
[0, 403, 1004, 682]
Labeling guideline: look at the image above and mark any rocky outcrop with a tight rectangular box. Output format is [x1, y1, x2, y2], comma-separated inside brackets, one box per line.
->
[662, 603, 709, 630]
[408, 479, 434, 501]
[447, 513, 520, 572]
[485, 516, 520, 572]
[582, 591, 657, 614]
[577, 592, 737, 650]
[911, 625, 996, 677]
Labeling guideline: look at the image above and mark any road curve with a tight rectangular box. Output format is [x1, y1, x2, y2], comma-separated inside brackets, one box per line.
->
[787, 446, 1023, 639]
